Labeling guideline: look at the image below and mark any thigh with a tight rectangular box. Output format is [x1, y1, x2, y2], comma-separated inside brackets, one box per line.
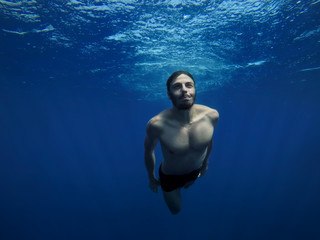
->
[162, 188, 181, 209]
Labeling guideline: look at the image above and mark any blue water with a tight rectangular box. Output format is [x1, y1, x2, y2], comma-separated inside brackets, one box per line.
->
[1, 1, 320, 239]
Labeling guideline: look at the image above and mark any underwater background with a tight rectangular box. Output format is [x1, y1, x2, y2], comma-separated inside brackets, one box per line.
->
[1, 0, 320, 239]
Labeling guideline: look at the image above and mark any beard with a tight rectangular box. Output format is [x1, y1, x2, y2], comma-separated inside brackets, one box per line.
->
[170, 93, 196, 110]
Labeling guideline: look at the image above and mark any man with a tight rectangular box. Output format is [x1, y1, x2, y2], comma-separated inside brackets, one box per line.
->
[144, 71, 219, 215]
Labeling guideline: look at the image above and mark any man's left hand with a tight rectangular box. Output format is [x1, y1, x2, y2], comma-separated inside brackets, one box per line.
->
[199, 164, 208, 177]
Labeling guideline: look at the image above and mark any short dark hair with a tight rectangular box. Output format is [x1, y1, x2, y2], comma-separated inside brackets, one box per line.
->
[166, 71, 195, 92]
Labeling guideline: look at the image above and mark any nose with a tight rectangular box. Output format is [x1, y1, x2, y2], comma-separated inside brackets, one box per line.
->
[181, 84, 188, 92]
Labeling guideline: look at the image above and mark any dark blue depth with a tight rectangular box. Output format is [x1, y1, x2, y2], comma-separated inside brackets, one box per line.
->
[1, 1, 320, 240]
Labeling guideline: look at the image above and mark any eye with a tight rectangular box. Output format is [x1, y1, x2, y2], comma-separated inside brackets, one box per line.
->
[172, 84, 181, 89]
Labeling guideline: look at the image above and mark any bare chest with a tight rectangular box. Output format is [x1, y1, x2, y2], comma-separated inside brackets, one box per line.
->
[160, 120, 214, 154]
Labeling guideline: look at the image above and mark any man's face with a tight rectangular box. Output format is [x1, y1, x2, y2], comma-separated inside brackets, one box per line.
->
[167, 74, 196, 110]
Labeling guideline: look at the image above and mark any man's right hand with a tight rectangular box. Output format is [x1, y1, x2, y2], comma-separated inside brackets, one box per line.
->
[149, 178, 160, 193]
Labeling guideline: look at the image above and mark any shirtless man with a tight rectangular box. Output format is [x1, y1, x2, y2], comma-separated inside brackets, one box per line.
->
[144, 71, 219, 215]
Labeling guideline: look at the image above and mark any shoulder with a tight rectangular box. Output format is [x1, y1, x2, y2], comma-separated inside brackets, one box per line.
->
[195, 104, 219, 125]
[146, 110, 169, 135]
[146, 116, 161, 131]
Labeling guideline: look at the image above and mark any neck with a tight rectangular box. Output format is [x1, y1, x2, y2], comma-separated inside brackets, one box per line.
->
[172, 106, 195, 125]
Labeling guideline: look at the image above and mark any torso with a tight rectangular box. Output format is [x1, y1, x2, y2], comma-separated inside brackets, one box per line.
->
[155, 104, 216, 175]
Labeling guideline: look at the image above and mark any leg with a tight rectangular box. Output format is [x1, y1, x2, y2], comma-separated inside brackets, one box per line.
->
[162, 188, 181, 215]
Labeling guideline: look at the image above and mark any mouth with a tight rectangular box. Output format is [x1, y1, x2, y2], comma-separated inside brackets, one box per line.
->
[181, 95, 191, 100]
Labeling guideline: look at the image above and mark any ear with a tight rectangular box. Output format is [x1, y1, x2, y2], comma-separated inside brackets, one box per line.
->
[167, 91, 172, 100]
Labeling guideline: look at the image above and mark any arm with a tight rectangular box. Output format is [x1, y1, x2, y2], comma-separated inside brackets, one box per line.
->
[144, 119, 161, 192]
[200, 138, 213, 177]
[200, 109, 219, 176]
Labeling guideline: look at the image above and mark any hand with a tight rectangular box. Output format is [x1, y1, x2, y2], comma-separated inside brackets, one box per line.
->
[149, 177, 160, 193]
[199, 164, 208, 177]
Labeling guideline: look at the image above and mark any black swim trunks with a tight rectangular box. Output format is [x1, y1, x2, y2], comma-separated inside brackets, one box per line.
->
[159, 165, 201, 192]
